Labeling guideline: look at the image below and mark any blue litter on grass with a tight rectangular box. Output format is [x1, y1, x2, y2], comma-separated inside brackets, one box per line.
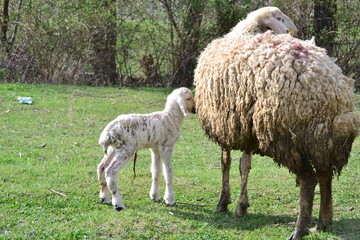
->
[18, 97, 34, 104]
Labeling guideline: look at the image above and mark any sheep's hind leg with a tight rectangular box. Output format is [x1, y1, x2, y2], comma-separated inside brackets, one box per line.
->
[105, 150, 131, 211]
[216, 148, 232, 213]
[149, 148, 161, 202]
[316, 173, 333, 231]
[235, 152, 252, 217]
[97, 148, 115, 205]
[288, 171, 317, 240]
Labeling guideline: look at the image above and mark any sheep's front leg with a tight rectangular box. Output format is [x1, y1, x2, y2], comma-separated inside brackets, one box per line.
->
[216, 148, 232, 213]
[235, 152, 252, 217]
[288, 171, 317, 240]
[105, 150, 131, 211]
[317, 173, 333, 231]
[162, 147, 175, 206]
[97, 148, 115, 205]
[149, 148, 161, 202]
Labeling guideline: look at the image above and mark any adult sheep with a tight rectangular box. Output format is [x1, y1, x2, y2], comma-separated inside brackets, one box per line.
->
[194, 10, 360, 240]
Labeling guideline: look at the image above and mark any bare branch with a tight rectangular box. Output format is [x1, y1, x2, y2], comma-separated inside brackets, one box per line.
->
[50, 189, 68, 198]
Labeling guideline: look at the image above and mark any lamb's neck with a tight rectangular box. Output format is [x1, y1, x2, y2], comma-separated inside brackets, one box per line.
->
[163, 108, 185, 126]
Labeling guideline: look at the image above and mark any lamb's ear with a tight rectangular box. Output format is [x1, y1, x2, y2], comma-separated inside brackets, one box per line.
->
[177, 97, 189, 117]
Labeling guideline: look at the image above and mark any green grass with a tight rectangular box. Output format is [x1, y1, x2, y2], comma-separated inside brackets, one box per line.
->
[0, 83, 359, 240]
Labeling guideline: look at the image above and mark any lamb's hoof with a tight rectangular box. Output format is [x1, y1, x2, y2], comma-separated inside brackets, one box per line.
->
[114, 205, 124, 211]
[151, 198, 161, 203]
[100, 198, 111, 205]
[288, 228, 309, 240]
[165, 202, 176, 207]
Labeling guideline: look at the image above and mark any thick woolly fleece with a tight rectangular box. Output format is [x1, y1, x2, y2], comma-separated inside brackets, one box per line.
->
[195, 31, 360, 175]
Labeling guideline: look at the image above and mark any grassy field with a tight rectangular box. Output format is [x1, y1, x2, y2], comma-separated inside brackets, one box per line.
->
[0, 83, 359, 240]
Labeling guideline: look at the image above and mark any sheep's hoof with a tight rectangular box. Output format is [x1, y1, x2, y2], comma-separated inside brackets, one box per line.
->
[151, 198, 161, 203]
[316, 219, 332, 231]
[114, 205, 124, 211]
[234, 203, 249, 217]
[165, 202, 176, 207]
[288, 228, 309, 240]
[215, 205, 229, 213]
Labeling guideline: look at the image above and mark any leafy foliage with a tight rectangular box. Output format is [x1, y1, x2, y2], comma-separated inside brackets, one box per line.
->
[0, 0, 359, 87]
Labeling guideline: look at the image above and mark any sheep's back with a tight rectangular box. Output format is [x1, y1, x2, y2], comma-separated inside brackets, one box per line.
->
[195, 32, 360, 174]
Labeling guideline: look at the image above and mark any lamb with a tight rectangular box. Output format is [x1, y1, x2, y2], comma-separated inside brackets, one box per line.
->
[194, 10, 360, 240]
[97, 87, 196, 211]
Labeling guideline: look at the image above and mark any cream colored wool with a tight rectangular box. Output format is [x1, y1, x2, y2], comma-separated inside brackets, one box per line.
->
[195, 31, 360, 174]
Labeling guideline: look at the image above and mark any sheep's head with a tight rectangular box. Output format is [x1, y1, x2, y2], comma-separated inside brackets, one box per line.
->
[250, 7, 298, 37]
[166, 87, 196, 117]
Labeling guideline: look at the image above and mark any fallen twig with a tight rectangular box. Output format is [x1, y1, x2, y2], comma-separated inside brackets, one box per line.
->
[50, 189, 68, 198]
[176, 202, 217, 207]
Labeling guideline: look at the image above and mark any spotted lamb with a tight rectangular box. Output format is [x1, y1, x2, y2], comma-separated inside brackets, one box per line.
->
[97, 87, 196, 211]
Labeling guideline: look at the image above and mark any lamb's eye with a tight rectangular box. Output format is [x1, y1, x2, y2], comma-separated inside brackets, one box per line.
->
[277, 17, 285, 23]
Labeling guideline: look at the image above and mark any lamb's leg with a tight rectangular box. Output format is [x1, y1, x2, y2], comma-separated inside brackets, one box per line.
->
[97, 148, 115, 205]
[105, 150, 131, 211]
[149, 148, 161, 202]
[235, 152, 252, 217]
[216, 148, 232, 213]
[288, 171, 317, 240]
[316, 173, 333, 231]
[162, 147, 175, 206]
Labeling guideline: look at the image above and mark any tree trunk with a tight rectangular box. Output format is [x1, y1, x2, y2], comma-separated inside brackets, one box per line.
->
[314, 0, 337, 56]
[1, 0, 10, 51]
[91, 0, 117, 86]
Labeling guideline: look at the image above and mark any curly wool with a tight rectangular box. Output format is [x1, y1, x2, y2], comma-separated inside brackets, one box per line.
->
[195, 31, 360, 174]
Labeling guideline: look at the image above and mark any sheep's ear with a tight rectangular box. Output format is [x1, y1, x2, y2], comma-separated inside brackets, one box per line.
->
[262, 12, 298, 37]
[262, 16, 288, 34]
[177, 97, 189, 117]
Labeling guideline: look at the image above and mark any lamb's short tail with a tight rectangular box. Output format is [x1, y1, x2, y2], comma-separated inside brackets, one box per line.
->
[99, 130, 111, 155]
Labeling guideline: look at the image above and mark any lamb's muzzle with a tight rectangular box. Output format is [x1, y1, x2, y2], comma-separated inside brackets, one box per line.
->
[97, 87, 196, 210]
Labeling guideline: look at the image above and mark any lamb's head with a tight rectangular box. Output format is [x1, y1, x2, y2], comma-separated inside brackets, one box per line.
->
[250, 6, 298, 36]
[165, 87, 196, 117]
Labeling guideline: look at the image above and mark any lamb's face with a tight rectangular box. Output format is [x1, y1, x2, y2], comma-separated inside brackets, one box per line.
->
[183, 91, 196, 115]
[170, 88, 196, 117]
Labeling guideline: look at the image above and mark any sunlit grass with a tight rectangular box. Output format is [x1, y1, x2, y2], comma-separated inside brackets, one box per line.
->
[1, 83, 359, 239]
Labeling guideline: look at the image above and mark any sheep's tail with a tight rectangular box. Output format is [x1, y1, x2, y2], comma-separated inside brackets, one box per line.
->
[333, 111, 360, 138]
[133, 152, 138, 180]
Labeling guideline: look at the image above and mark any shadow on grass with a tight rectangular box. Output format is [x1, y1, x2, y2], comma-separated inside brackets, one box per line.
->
[171, 204, 360, 239]
[171, 205, 294, 231]
[326, 218, 360, 240]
